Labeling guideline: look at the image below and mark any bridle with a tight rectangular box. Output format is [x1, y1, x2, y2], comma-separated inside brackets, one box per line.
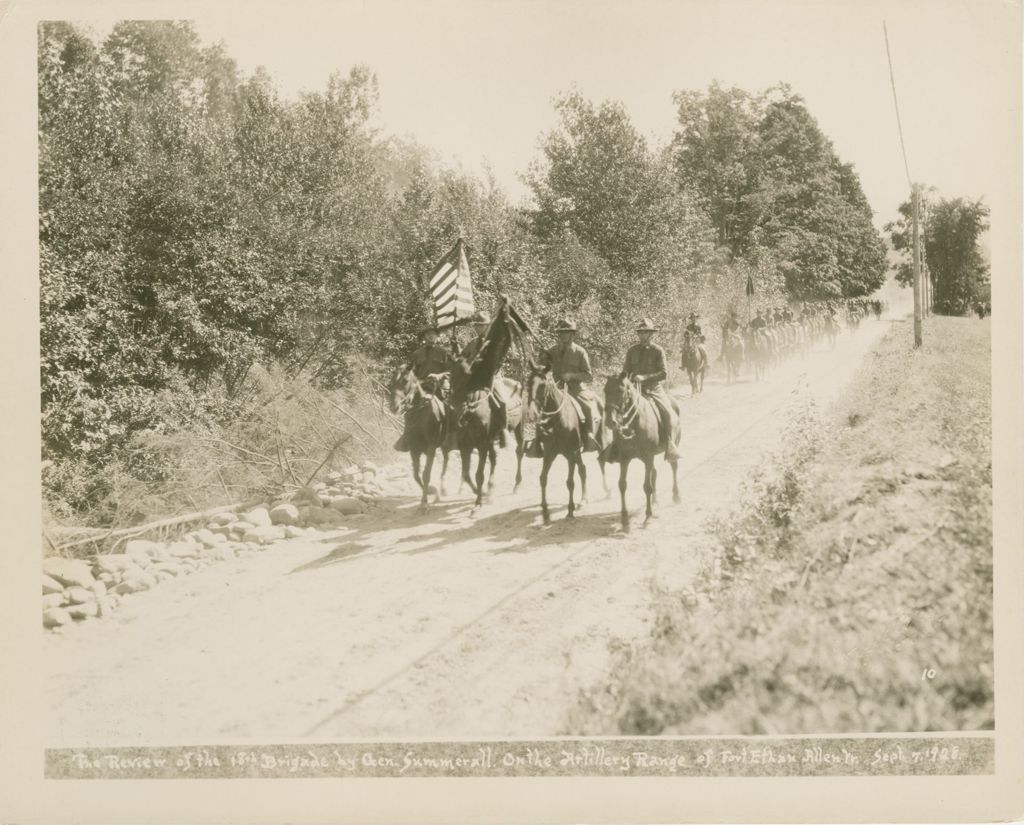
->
[531, 372, 571, 423]
[606, 376, 640, 439]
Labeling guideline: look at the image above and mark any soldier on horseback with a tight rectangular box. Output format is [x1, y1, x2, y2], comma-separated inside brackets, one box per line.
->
[527, 318, 602, 457]
[749, 308, 767, 332]
[684, 312, 705, 343]
[719, 309, 740, 359]
[620, 318, 680, 460]
[394, 325, 453, 452]
[458, 310, 509, 447]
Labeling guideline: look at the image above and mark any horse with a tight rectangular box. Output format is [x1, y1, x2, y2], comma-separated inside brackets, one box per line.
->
[448, 300, 520, 514]
[745, 329, 770, 381]
[824, 316, 839, 348]
[722, 329, 744, 384]
[603, 375, 680, 531]
[495, 376, 527, 493]
[526, 366, 609, 523]
[389, 367, 450, 510]
[680, 334, 708, 395]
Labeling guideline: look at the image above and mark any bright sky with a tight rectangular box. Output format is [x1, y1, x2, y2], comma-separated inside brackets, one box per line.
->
[93, 0, 1018, 228]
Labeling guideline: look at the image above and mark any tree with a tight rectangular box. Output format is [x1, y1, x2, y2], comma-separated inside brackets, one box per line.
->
[924, 198, 990, 314]
[526, 91, 716, 356]
[671, 83, 886, 300]
[672, 82, 761, 254]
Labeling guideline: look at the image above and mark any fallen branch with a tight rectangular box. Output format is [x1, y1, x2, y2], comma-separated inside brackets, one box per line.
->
[53, 498, 264, 555]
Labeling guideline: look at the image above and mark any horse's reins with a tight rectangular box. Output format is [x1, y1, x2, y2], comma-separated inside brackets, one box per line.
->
[534, 376, 571, 422]
[608, 378, 641, 439]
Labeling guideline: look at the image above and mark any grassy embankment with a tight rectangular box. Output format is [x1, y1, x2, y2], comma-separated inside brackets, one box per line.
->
[570, 315, 993, 734]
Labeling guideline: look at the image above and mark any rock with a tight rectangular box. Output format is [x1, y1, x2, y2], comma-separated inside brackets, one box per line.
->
[155, 563, 181, 576]
[192, 528, 217, 546]
[208, 524, 234, 537]
[41, 593, 64, 610]
[65, 586, 97, 605]
[67, 601, 99, 620]
[329, 496, 365, 515]
[342, 464, 360, 479]
[284, 525, 307, 539]
[230, 521, 255, 537]
[125, 539, 164, 558]
[243, 507, 272, 527]
[312, 481, 329, 491]
[324, 486, 342, 496]
[270, 503, 300, 526]
[210, 511, 238, 526]
[114, 580, 145, 596]
[195, 532, 226, 548]
[168, 542, 200, 559]
[293, 486, 321, 505]
[96, 597, 116, 618]
[242, 525, 285, 545]
[154, 571, 174, 584]
[43, 608, 71, 628]
[207, 546, 236, 562]
[93, 554, 143, 575]
[42, 574, 64, 595]
[326, 470, 343, 483]
[42, 558, 96, 589]
[297, 506, 333, 526]
[91, 580, 107, 598]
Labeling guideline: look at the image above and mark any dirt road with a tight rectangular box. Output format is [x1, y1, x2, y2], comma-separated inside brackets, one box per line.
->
[45, 316, 902, 746]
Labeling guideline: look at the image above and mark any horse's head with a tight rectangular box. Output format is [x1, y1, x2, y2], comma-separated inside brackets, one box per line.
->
[526, 361, 552, 413]
[603, 373, 636, 432]
[388, 365, 415, 414]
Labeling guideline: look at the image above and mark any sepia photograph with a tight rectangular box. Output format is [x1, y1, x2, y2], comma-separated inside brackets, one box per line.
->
[2, 0, 1022, 820]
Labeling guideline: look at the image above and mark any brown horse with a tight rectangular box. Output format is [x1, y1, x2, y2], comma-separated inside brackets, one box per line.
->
[603, 375, 680, 531]
[680, 334, 707, 395]
[526, 365, 608, 524]
[389, 367, 450, 510]
[722, 329, 745, 383]
[448, 300, 522, 514]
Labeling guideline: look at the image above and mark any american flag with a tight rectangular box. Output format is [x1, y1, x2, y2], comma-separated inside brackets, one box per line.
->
[428, 239, 476, 330]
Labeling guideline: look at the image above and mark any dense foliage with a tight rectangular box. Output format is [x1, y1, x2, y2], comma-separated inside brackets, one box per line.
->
[885, 194, 990, 315]
[672, 82, 887, 300]
[39, 22, 889, 519]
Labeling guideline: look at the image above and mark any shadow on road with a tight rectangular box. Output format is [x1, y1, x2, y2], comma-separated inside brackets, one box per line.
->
[288, 492, 626, 575]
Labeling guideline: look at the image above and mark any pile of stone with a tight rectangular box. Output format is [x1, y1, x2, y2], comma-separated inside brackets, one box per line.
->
[42, 461, 406, 631]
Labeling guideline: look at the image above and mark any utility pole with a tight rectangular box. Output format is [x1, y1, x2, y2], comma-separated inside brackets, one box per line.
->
[911, 183, 923, 347]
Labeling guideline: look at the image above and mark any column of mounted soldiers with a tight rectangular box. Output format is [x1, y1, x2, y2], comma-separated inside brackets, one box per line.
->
[394, 297, 885, 461]
[395, 311, 681, 462]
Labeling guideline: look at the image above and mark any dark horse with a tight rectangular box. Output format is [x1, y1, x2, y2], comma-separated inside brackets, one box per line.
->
[526, 365, 608, 524]
[448, 300, 523, 514]
[680, 333, 707, 395]
[389, 368, 450, 510]
[722, 329, 745, 383]
[603, 375, 680, 531]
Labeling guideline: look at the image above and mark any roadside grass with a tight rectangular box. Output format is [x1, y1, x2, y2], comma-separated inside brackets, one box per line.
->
[568, 316, 992, 734]
[43, 359, 401, 557]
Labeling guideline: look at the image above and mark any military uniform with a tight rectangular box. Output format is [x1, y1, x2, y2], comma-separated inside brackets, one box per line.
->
[459, 313, 509, 447]
[621, 319, 680, 460]
[719, 314, 741, 357]
[543, 336, 602, 451]
[395, 331, 453, 453]
[409, 343, 454, 381]
[749, 313, 767, 332]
